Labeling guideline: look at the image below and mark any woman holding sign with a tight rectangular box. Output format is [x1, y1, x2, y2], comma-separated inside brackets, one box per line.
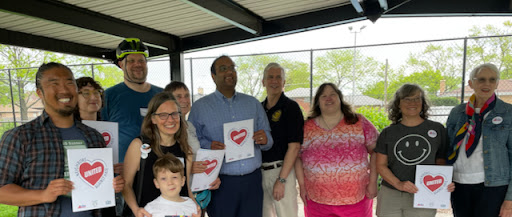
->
[122, 92, 198, 217]
[375, 83, 451, 217]
[446, 63, 512, 217]
[295, 83, 379, 217]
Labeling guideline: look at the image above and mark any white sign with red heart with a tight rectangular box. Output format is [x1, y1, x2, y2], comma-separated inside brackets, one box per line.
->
[82, 120, 119, 164]
[67, 148, 115, 212]
[191, 149, 225, 192]
[223, 119, 255, 163]
[413, 165, 453, 209]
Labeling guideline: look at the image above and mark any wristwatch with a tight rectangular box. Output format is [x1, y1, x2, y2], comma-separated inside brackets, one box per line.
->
[277, 177, 286, 183]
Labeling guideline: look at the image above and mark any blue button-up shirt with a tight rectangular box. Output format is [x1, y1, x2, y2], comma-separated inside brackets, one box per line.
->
[189, 90, 273, 175]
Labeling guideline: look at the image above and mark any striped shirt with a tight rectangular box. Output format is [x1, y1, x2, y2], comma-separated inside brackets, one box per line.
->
[0, 111, 105, 217]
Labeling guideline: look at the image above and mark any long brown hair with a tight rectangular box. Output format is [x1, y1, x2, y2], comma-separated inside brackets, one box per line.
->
[141, 92, 192, 158]
[308, 83, 358, 124]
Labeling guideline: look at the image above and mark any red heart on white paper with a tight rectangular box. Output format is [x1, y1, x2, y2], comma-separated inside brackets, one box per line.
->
[79, 161, 105, 187]
[102, 132, 111, 146]
[423, 175, 444, 192]
[204, 159, 218, 175]
[230, 129, 247, 145]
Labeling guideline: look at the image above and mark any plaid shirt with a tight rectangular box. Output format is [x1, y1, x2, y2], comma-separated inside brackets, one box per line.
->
[0, 111, 105, 217]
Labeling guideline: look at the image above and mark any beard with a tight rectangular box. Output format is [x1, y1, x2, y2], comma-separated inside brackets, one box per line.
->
[56, 106, 76, 117]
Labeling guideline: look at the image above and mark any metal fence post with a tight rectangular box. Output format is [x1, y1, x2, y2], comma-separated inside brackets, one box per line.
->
[461, 37, 468, 104]
[190, 58, 194, 102]
[309, 49, 314, 103]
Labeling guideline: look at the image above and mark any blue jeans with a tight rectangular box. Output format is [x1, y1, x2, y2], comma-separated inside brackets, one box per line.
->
[451, 182, 507, 217]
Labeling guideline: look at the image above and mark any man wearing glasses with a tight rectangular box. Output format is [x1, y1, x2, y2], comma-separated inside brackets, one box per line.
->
[189, 55, 273, 217]
[101, 38, 163, 164]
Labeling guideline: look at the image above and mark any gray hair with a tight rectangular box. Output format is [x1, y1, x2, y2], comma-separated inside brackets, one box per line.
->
[263, 62, 285, 79]
[470, 63, 500, 81]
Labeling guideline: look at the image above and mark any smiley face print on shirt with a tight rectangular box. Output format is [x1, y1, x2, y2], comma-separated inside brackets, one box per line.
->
[393, 134, 432, 166]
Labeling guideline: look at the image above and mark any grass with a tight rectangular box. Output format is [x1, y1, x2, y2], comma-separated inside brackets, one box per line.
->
[0, 204, 17, 217]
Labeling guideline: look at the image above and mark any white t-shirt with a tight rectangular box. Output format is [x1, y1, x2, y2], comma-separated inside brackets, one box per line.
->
[144, 196, 197, 217]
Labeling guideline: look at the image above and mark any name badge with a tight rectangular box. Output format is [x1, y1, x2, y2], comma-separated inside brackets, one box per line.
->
[140, 108, 148, 117]
[492, 116, 503, 125]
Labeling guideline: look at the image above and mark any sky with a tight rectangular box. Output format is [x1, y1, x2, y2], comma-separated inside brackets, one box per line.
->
[145, 16, 512, 93]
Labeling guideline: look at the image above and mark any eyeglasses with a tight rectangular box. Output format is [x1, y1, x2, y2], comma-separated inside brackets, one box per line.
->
[217, 65, 236, 73]
[472, 77, 497, 84]
[401, 97, 421, 103]
[78, 89, 103, 98]
[153, 111, 181, 120]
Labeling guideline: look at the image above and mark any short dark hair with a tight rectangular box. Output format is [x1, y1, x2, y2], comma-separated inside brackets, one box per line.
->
[210, 55, 231, 75]
[164, 81, 189, 93]
[35, 62, 73, 90]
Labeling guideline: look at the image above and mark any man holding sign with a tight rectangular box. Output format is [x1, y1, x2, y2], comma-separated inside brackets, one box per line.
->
[189, 55, 273, 217]
[0, 62, 124, 217]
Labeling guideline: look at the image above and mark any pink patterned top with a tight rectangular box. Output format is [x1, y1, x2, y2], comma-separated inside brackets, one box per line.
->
[300, 114, 378, 205]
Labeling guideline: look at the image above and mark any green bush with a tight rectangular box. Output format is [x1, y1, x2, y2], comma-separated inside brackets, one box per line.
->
[430, 96, 459, 106]
[356, 106, 391, 132]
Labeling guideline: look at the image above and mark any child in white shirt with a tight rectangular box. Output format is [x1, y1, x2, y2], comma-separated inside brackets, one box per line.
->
[144, 154, 199, 217]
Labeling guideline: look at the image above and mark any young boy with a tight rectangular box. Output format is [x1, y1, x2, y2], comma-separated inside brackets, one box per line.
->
[144, 154, 199, 217]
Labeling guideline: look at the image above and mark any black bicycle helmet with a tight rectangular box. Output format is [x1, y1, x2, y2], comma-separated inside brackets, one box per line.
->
[116, 38, 149, 60]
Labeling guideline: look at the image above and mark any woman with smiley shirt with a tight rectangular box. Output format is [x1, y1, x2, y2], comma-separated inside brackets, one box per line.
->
[447, 63, 512, 217]
[375, 83, 451, 217]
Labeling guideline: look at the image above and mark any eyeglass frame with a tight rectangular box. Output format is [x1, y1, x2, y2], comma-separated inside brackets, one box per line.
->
[217, 65, 237, 73]
[472, 77, 498, 84]
[152, 111, 181, 120]
[78, 89, 103, 98]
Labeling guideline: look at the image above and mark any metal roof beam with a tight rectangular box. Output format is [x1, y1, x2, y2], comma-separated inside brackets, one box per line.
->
[0, 28, 111, 59]
[182, 0, 262, 35]
[0, 0, 180, 51]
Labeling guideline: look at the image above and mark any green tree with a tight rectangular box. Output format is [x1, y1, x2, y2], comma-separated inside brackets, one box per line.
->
[0, 45, 122, 126]
[234, 55, 310, 100]
[0, 45, 61, 121]
[467, 21, 512, 78]
[314, 49, 382, 92]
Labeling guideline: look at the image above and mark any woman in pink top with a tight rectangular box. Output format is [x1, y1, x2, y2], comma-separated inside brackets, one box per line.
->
[295, 83, 379, 217]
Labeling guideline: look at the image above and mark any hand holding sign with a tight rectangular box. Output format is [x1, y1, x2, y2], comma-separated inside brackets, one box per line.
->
[191, 149, 225, 192]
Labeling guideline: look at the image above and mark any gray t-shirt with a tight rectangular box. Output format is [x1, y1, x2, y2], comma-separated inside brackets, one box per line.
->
[375, 119, 448, 190]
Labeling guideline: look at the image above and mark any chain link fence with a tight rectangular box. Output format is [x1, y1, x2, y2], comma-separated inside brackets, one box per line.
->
[2, 35, 511, 134]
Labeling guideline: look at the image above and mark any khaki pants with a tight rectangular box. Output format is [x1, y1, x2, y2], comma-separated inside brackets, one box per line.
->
[261, 161, 298, 217]
[377, 185, 436, 217]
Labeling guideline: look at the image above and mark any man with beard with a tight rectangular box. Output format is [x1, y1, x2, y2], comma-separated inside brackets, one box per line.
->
[102, 38, 163, 163]
[188, 55, 273, 217]
[0, 62, 124, 217]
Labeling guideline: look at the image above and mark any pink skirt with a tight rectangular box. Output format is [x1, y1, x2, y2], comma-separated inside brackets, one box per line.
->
[304, 196, 373, 217]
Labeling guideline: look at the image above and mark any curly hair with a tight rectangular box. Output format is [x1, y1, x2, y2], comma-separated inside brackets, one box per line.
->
[141, 92, 192, 158]
[74, 77, 104, 120]
[308, 83, 358, 124]
[388, 83, 430, 124]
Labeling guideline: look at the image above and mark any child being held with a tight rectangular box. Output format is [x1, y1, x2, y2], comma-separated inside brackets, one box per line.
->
[144, 153, 199, 217]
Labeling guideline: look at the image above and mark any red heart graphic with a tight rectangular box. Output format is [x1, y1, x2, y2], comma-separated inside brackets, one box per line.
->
[204, 159, 218, 175]
[230, 129, 247, 145]
[423, 175, 444, 192]
[102, 132, 111, 146]
[79, 161, 105, 187]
